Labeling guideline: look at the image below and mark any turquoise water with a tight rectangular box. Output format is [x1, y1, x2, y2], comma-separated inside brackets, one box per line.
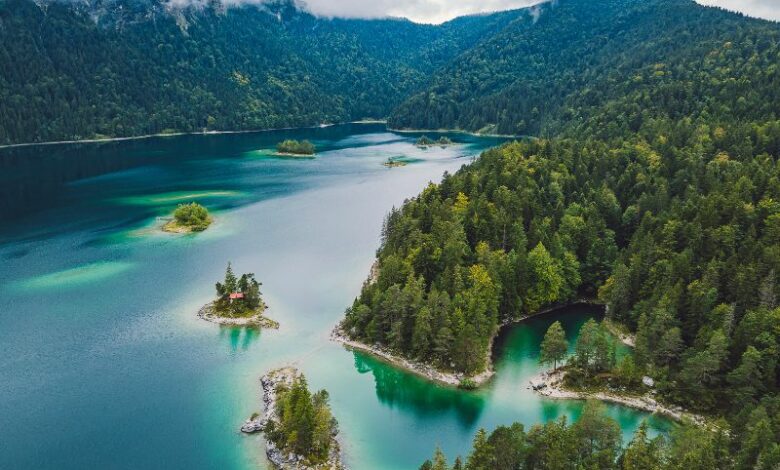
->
[0, 124, 669, 469]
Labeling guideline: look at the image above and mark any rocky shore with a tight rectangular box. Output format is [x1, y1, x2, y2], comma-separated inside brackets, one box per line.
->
[197, 302, 279, 328]
[529, 369, 707, 425]
[241, 367, 345, 470]
[331, 326, 493, 388]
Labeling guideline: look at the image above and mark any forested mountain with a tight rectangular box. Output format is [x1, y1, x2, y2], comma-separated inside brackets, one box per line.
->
[0, 0, 521, 144]
[389, 0, 780, 136]
[341, 0, 780, 466]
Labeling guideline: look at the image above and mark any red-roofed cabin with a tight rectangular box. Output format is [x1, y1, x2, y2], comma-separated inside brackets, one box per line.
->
[229, 292, 244, 301]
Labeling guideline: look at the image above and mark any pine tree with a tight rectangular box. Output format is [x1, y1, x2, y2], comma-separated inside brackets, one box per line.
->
[539, 321, 568, 369]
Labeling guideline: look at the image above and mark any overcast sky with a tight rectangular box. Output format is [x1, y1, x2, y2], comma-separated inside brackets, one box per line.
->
[291, 0, 780, 24]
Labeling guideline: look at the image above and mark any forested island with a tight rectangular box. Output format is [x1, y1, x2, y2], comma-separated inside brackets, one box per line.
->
[242, 368, 343, 470]
[276, 139, 316, 156]
[162, 202, 212, 233]
[415, 136, 454, 148]
[197, 263, 278, 328]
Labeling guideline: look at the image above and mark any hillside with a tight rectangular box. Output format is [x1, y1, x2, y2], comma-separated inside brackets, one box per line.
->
[343, 0, 780, 466]
[0, 0, 521, 145]
[389, 0, 780, 137]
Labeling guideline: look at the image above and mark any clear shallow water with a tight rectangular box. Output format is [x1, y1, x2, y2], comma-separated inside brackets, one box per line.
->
[0, 124, 670, 469]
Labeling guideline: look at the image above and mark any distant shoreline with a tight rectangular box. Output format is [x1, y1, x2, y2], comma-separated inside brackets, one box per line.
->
[0, 121, 526, 150]
[0, 120, 390, 150]
[389, 126, 524, 139]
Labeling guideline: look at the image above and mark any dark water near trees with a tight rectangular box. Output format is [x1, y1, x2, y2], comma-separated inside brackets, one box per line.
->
[0, 124, 669, 469]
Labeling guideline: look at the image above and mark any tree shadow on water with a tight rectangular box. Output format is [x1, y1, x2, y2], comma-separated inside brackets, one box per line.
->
[219, 325, 261, 352]
[352, 351, 487, 429]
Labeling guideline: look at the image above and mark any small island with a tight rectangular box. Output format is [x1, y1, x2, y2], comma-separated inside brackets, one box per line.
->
[197, 262, 279, 328]
[276, 139, 316, 156]
[382, 157, 408, 168]
[415, 135, 454, 148]
[162, 202, 213, 233]
[241, 367, 344, 470]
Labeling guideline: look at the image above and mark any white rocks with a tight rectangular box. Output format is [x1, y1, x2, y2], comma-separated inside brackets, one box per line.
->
[642, 376, 655, 388]
[241, 418, 263, 434]
[197, 302, 279, 328]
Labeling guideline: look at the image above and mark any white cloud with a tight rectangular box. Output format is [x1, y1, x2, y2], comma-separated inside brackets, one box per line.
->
[695, 1, 780, 22]
[298, 0, 544, 24]
[164, 0, 780, 24]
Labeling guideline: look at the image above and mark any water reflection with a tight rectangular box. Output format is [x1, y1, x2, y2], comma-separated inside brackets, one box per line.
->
[219, 325, 261, 353]
[353, 352, 486, 429]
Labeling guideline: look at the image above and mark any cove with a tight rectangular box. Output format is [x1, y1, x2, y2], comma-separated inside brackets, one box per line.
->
[0, 124, 670, 469]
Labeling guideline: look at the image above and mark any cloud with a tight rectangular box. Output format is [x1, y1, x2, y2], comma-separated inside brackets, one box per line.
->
[162, 0, 780, 24]
[695, 0, 780, 22]
[298, 0, 545, 24]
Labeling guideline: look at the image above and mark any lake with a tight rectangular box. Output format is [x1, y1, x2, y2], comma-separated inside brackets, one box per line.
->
[0, 123, 670, 469]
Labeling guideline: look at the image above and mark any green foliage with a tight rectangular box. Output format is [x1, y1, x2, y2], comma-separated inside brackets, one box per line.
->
[173, 202, 211, 231]
[422, 401, 638, 470]
[214, 262, 264, 316]
[276, 139, 315, 155]
[539, 320, 568, 369]
[0, 0, 523, 145]
[416, 135, 454, 147]
[263, 374, 338, 465]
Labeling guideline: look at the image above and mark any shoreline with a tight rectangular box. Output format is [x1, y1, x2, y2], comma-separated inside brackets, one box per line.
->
[0, 120, 388, 150]
[530, 369, 708, 425]
[161, 217, 213, 234]
[330, 298, 604, 390]
[390, 126, 525, 139]
[241, 367, 345, 470]
[331, 326, 494, 388]
[197, 301, 279, 328]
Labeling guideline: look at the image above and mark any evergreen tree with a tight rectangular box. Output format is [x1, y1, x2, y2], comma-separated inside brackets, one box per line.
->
[539, 321, 568, 369]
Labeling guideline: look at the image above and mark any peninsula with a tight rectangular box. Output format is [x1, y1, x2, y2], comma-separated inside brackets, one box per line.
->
[162, 202, 213, 233]
[241, 367, 344, 470]
[197, 263, 278, 328]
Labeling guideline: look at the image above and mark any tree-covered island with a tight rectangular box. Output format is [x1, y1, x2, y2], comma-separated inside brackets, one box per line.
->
[197, 262, 278, 328]
[415, 135, 454, 148]
[276, 139, 316, 156]
[241, 367, 343, 470]
[162, 202, 213, 233]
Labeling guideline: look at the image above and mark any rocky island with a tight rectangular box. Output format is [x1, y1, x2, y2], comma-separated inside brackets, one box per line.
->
[275, 139, 316, 157]
[162, 202, 212, 233]
[197, 262, 279, 328]
[241, 367, 344, 470]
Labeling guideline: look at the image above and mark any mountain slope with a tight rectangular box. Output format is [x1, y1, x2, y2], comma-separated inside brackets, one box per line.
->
[0, 0, 521, 145]
[389, 0, 780, 137]
[343, 2, 780, 465]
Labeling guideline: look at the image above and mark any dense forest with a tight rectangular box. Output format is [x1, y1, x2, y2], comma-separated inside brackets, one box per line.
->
[420, 401, 766, 470]
[341, 0, 780, 465]
[0, 0, 521, 144]
[389, 0, 780, 137]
